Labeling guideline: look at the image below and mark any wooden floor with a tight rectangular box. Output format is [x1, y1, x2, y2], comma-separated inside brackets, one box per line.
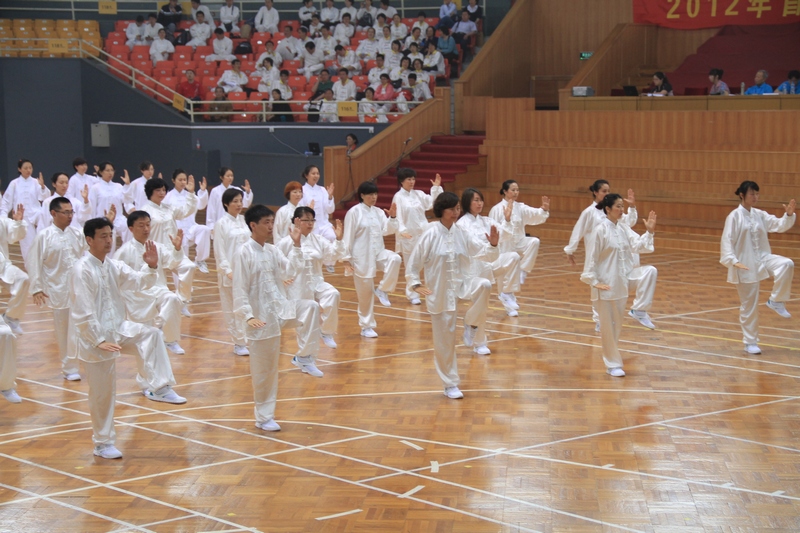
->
[2, 236, 800, 533]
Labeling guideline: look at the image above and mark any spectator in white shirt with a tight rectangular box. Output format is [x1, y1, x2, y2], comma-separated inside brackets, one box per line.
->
[275, 26, 299, 60]
[334, 13, 355, 45]
[332, 68, 357, 100]
[373, 13, 388, 34]
[377, 0, 397, 21]
[423, 40, 445, 76]
[206, 27, 236, 62]
[390, 56, 411, 86]
[293, 27, 313, 56]
[256, 57, 280, 92]
[436, 0, 457, 29]
[385, 40, 403, 69]
[273, 69, 294, 99]
[377, 25, 393, 54]
[320, 0, 340, 26]
[255, 0, 280, 33]
[318, 90, 339, 122]
[218, 59, 249, 93]
[150, 28, 175, 65]
[358, 87, 386, 122]
[315, 25, 337, 57]
[298, 41, 325, 81]
[406, 41, 423, 63]
[143, 14, 163, 44]
[125, 15, 146, 51]
[390, 14, 408, 41]
[186, 11, 212, 48]
[299, 0, 317, 28]
[400, 72, 432, 111]
[357, 0, 377, 30]
[411, 58, 430, 84]
[356, 27, 379, 60]
[451, 10, 477, 51]
[368, 52, 389, 88]
[329, 44, 361, 75]
[191, 0, 213, 24]
[341, 0, 358, 25]
[256, 40, 283, 67]
[404, 27, 422, 50]
[412, 11, 429, 34]
[308, 14, 324, 38]
[219, 0, 241, 34]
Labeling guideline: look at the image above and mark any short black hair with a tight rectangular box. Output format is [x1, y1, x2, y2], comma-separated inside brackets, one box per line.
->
[280, 69, 290, 76]
[172, 168, 186, 181]
[357, 180, 378, 201]
[305, 41, 316, 50]
[335, 44, 344, 51]
[136, 15, 144, 23]
[51, 172, 68, 185]
[127, 210, 151, 228]
[50, 196, 72, 213]
[433, 191, 459, 218]
[84, 217, 114, 238]
[214, 27, 225, 34]
[245, 204, 274, 231]
[148, 12, 157, 19]
[140, 160, 153, 172]
[408, 73, 417, 81]
[396, 167, 416, 185]
[222, 187, 244, 211]
[460, 187, 483, 217]
[145, 177, 168, 199]
[789, 70, 800, 80]
[72, 157, 87, 169]
[292, 206, 315, 221]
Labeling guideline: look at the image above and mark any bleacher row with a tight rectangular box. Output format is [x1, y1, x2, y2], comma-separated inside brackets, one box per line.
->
[0, 18, 102, 57]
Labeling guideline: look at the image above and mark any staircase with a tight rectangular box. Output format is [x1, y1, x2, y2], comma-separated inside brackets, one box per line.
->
[333, 134, 486, 218]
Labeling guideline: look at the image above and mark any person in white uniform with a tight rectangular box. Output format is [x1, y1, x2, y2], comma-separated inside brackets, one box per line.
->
[407, 192, 500, 399]
[218, 0, 241, 33]
[488, 179, 549, 287]
[29, 197, 114, 381]
[0, 313, 20, 404]
[67, 157, 100, 199]
[191, 0, 213, 24]
[721, 181, 796, 355]
[125, 160, 155, 213]
[273, 181, 303, 243]
[214, 188, 252, 356]
[1, 159, 50, 260]
[565, 179, 638, 331]
[71, 217, 186, 460]
[255, 0, 280, 34]
[277, 206, 346, 349]
[206, 28, 237, 62]
[88, 161, 132, 253]
[114, 211, 187, 355]
[164, 170, 211, 273]
[37, 172, 92, 230]
[457, 187, 520, 322]
[391, 169, 442, 304]
[186, 11, 212, 48]
[218, 59, 249, 93]
[342, 181, 400, 337]
[0, 206, 29, 336]
[125, 15, 147, 51]
[581, 194, 657, 377]
[149, 28, 175, 65]
[299, 164, 337, 271]
[206, 166, 253, 233]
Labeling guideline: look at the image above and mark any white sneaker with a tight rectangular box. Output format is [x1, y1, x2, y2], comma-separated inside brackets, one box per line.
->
[519, 271, 528, 285]
[595, 322, 601, 333]
[744, 344, 762, 355]
[361, 328, 378, 338]
[291, 356, 324, 377]
[195, 260, 209, 274]
[321, 334, 337, 349]
[374, 288, 391, 307]
[93, 443, 122, 459]
[1, 389, 21, 403]
[233, 344, 250, 356]
[410, 298, 421, 305]
[606, 367, 626, 377]
[325, 264, 335, 273]
[506, 309, 519, 317]
[444, 386, 464, 399]
[766, 299, 791, 318]
[499, 292, 519, 310]
[64, 373, 81, 381]
[462, 323, 477, 347]
[144, 386, 187, 404]
[180, 305, 192, 317]
[3, 315, 22, 335]
[473, 344, 491, 356]
[255, 419, 281, 431]
[629, 310, 655, 329]
[166, 342, 185, 355]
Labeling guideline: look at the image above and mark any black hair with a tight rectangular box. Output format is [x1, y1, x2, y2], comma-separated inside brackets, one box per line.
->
[460, 187, 483, 217]
[51, 172, 69, 185]
[408, 73, 417, 81]
[377, 13, 386, 20]
[305, 41, 316, 50]
[595, 193, 623, 214]
[148, 12, 157, 19]
[214, 27, 224, 34]
[589, 179, 609, 198]
[735, 180, 759, 199]
[440, 27, 450, 36]
[49, 196, 72, 213]
[127, 210, 151, 228]
[396, 167, 416, 185]
[433, 191, 459, 218]
[400, 57, 410, 67]
[136, 15, 145, 23]
[499, 179, 517, 196]
[392, 39, 402, 48]
[339, 67, 349, 74]
[653, 71, 669, 83]
[17, 159, 31, 169]
[245, 204, 274, 231]
[222, 187, 244, 211]
[301, 164, 319, 180]
[365, 87, 375, 97]
[417, 10, 426, 16]
[708, 68, 724, 79]
[789, 70, 800, 80]
[342, 12, 351, 19]
[72, 157, 87, 169]
[292, 206, 316, 221]
[280, 69, 290, 76]
[379, 73, 390, 80]
[219, 166, 232, 178]
[139, 160, 153, 172]
[335, 44, 344, 51]
[232, 58, 241, 65]
[357, 180, 378, 201]
[376, 53, 385, 60]
[97, 161, 114, 173]
[145, 177, 168, 199]
[84, 217, 113, 238]
[172, 168, 186, 181]
[346, 133, 359, 144]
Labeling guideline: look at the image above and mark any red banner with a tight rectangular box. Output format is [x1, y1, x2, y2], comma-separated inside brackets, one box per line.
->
[633, 0, 800, 29]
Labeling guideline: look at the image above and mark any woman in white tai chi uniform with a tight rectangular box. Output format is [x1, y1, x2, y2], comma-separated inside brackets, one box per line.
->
[164, 170, 211, 273]
[581, 194, 657, 377]
[0, 159, 49, 260]
[206, 167, 253, 232]
[273, 181, 303, 244]
[406, 192, 499, 399]
[721, 181, 795, 355]
[88, 161, 131, 253]
[299, 164, 337, 272]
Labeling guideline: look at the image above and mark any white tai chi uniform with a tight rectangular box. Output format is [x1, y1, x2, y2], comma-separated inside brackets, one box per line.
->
[489, 198, 548, 276]
[278, 233, 346, 336]
[0, 315, 18, 395]
[206, 184, 253, 233]
[565, 203, 637, 324]
[272, 201, 301, 244]
[581, 218, 655, 370]
[70, 254, 178, 447]
[124, 176, 150, 213]
[37, 193, 92, 230]
[149, 36, 174, 64]
[67, 171, 101, 200]
[88, 179, 131, 252]
[186, 21, 212, 48]
[255, 5, 280, 33]
[720, 205, 795, 346]
[206, 36, 237, 62]
[0, 175, 48, 260]
[142, 197, 198, 305]
[0, 219, 30, 322]
[342, 202, 400, 330]
[214, 211, 251, 346]
[163, 188, 211, 263]
[406, 222, 498, 388]
[300, 182, 336, 241]
[391, 184, 442, 301]
[114, 240, 184, 344]
[27, 224, 85, 376]
[234, 238, 321, 425]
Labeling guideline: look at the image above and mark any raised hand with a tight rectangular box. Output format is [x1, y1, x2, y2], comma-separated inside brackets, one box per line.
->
[158, 172, 163, 179]
[122, 169, 130, 185]
[143, 240, 159, 269]
[33, 292, 48, 306]
[186, 175, 196, 193]
[541, 196, 550, 212]
[384, 202, 397, 218]
[104, 203, 117, 224]
[431, 173, 442, 188]
[38, 172, 48, 192]
[81, 184, 90, 204]
[243, 179, 251, 193]
[12, 204, 24, 222]
[326, 182, 335, 199]
[169, 229, 184, 251]
[309, 199, 316, 210]
[333, 219, 344, 240]
[784, 198, 796, 216]
[289, 224, 302, 246]
[644, 210, 657, 234]
[503, 198, 513, 222]
[624, 188, 636, 207]
[486, 225, 499, 247]
[200, 176, 207, 191]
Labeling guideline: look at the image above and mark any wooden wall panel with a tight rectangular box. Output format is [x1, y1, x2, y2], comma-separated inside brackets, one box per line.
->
[656, 27, 720, 70]
[566, 95, 800, 111]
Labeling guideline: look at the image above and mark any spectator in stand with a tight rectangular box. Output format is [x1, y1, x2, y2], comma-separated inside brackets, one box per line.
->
[143, 13, 163, 45]
[299, 0, 317, 28]
[390, 56, 412, 87]
[298, 41, 325, 81]
[150, 28, 175, 65]
[407, 72, 431, 102]
[256, 40, 283, 67]
[466, 0, 482, 22]
[318, 89, 339, 122]
[125, 16, 146, 51]
[275, 26, 299, 60]
[745, 70, 773, 95]
[191, 0, 213, 24]
[436, 29, 457, 76]
[423, 40, 445, 77]
[332, 68, 357, 101]
[359, 87, 386, 122]
[309, 13, 324, 38]
[271, 69, 293, 99]
[186, 10, 211, 49]
[219, 0, 241, 34]
[776, 70, 799, 95]
[412, 58, 430, 85]
[334, 13, 355, 45]
[645, 72, 673, 96]
[390, 14, 408, 41]
[356, 27, 379, 60]
[346, 133, 359, 154]
[412, 11, 429, 34]
[219, 59, 249, 94]
[406, 41, 423, 64]
[330, 44, 361, 75]
[341, 0, 358, 25]
[377, 0, 397, 21]
[321, 0, 340, 26]
[373, 13, 388, 34]
[357, 0, 377, 30]
[374, 72, 396, 112]
[177, 69, 202, 101]
[207, 87, 233, 122]
[452, 10, 477, 53]
[293, 26, 313, 56]
[257, 57, 280, 93]
[436, 0, 458, 29]
[422, 25, 437, 50]
[368, 53, 390, 88]
[157, 0, 182, 42]
[405, 27, 422, 51]
[377, 25, 393, 55]
[206, 28, 236, 62]
[310, 69, 334, 98]
[386, 39, 403, 69]
[316, 25, 337, 58]
[708, 68, 729, 96]
[265, 89, 295, 122]
[255, 0, 280, 33]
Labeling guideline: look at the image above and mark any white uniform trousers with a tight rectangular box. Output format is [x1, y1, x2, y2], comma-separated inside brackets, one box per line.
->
[19, 225, 36, 261]
[169, 256, 196, 304]
[628, 265, 658, 312]
[514, 236, 540, 274]
[764, 254, 794, 302]
[352, 250, 401, 329]
[401, 249, 420, 301]
[492, 251, 521, 295]
[734, 255, 793, 346]
[52, 308, 79, 376]
[1, 265, 30, 320]
[184, 224, 212, 262]
[219, 279, 247, 346]
[432, 277, 492, 386]
[314, 282, 340, 336]
[0, 319, 17, 391]
[151, 290, 183, 344]
[82, 324, 177, 446]
[595, 298, 626, 369]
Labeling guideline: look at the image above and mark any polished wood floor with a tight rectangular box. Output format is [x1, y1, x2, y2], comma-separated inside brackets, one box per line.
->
[1, 236, 800, 533]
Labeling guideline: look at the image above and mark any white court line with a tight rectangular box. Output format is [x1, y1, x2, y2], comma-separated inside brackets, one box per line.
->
[398, 485, 425, 498]
[400, 440, 424, 451]
[315, 509, 362, 521]
[430, 461, 439, 473]
[660, 423, 800, 454]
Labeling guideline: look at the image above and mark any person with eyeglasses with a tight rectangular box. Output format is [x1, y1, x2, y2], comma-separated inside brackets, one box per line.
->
[37, 172, 92, 231]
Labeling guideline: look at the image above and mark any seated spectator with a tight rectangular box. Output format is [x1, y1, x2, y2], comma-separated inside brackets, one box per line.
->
[150, 28, 175, 65]
[645, 71, 673, 96]
[374, 72, 396, 111]
[397, 72, 431, 113]
[436, 28, 457, 76]
[708, 68, 729, 96]
[465, 0, 482, 22]
[390, 14, 408, 41]
[266, 89, 294, 122]
[330, 44, 361, 75]
[256, 40, 283, 68]
[377, 25, 394, 55]
[368, 53, 390, 88]
[310, 69, 334, 98]
[276, 26, 300, 60]
[377, 0, 397, 21]
[207, 87, 233, 121]
[255, 0, 280, 34]
[745, 70, 773, 95]
[321, 0, 340, 26]
[405, 27, 423, 51]
[306, 89, 339, 122]
[776, 70, 799, 95]
[143, 13, 163, 45]
[451, 10, 477, 52]
[293, 27, 314, 56]
[341, 0, 358, 26]
[158, 0, 183, 42]
[298, 41, 325, 81]
[422, 25, 437, 50]
[257, 57, 280, 92]
[356, 27, 379, 60]
[334, 13, 355, 45]
[405, 41, 423, 64]
[273, 69, 294, 99]
[206, 28, 236, 62]
[390, 56, 412, 87]
[299, 0, 317, 28]
[411, 58, 430, 85]
[178, 69, 202, 100]
[386, 39, 403, 69]
[316, 25, 337, 58]
[423, 40, 445, 76]
[436, 0, 458, 29]
[186, 11, 212, 48]
[126, 16, 146, 51]
[309, 14, 324, 38]
[357, 0, 377, 30]
[373, 13, 388, 34]
[219, 0, 241, 34]
[412, 11, 429, 34]
[332, 68, 357, 100]
[218, 59, 249, 93]
[346, 133, 359, 154]
[191, 0, 213, 24]
[359, 87, 387, 122]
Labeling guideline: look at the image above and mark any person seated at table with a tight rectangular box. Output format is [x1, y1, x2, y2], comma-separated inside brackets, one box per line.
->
[644, 72, 673, 96]
[708, 68, 729, 96]
[776, 70, 799, 95]
[745, 70, 773, 95]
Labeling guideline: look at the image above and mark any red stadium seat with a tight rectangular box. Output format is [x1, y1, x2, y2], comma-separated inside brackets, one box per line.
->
[202, 75, 221, 93]
[352, 75, 368, 90]
[173, 45, 193, 60]
[227, 91, 248, 111]
[194, 45, 213, 61]
[247, 92, 270, 112]
[105, 33, 125, 49]
[295, 91, 311, 101]
[108, 45, 129, 59]
[288, 75, 307, 91]
[131, 45, 150, 61]
[108, 58, 132, 82]
[155, 76, 177, 103]
[365, 59, 377, 71]
[175, 60, 197, 75]
[135, 77, 157, 98]
[115, 20, 134, 33]
[153, 63, 175, 77]
[253, 32, 271, 46]
[178, 20, 194, 30]
[240, 60, 257, 74]
[195, 63, 215, 77]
